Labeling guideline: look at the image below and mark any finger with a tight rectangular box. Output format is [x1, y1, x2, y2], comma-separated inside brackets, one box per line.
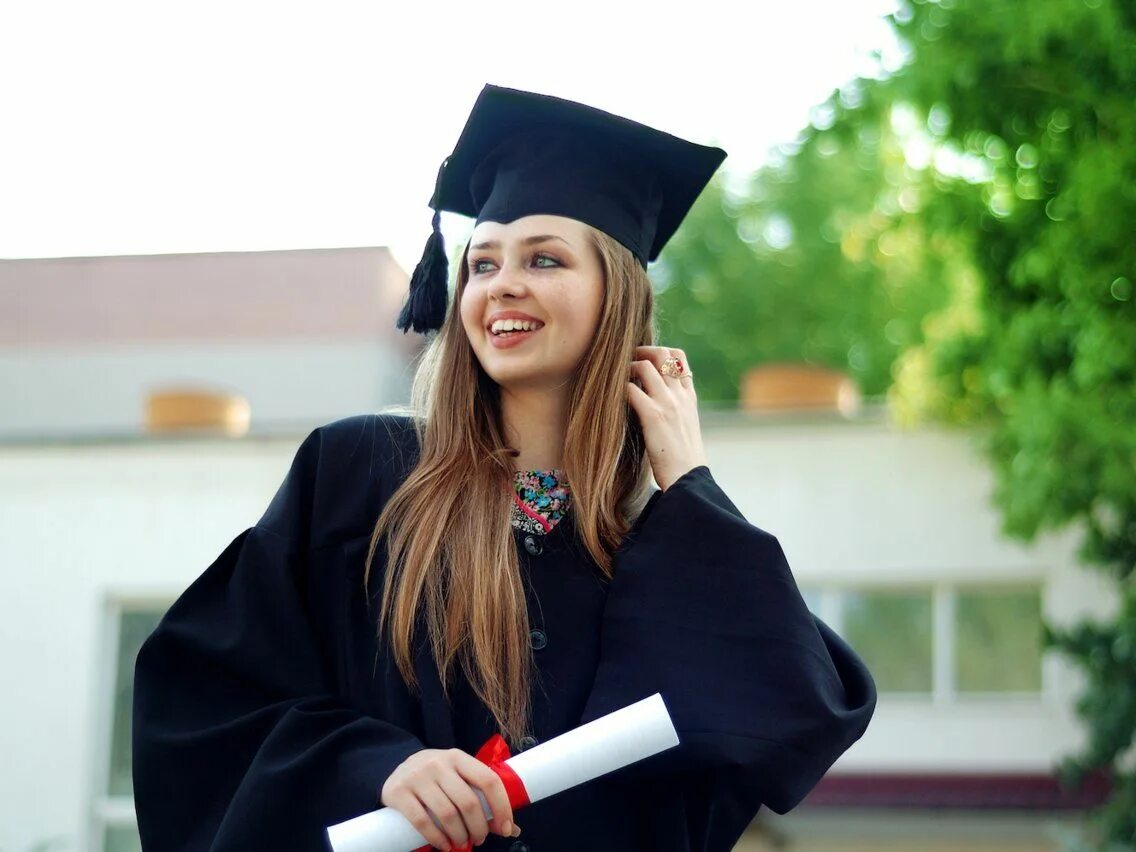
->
[437, 770, 491, 846]
[640, 349, 685, 386]
[661, 349, 691, 384]
[634, 345, 689, 368]
[632, 345, 670, 375]
[453, 760, 512, 833]
[627, 379, 652, 414]
[630, 359, 670, 397]
[454, 761, 514, 835]
[417, 782, 469, 849]
[669, 353, 696, 390]
[390, 791, 453, 851]
[627, 380, 658, 425]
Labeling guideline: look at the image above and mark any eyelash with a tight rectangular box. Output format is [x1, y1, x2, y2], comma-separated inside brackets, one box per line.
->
[467, 252, 561, 275]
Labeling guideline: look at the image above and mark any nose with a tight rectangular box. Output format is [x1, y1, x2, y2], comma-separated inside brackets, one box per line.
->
[486, 260, 530, 302]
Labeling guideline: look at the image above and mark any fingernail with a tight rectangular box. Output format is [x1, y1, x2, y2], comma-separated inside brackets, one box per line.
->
[511, 825, 522, 837]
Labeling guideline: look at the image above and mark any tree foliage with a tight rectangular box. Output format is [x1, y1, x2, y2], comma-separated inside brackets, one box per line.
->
[878, 2, 1136, 844]
[653, 90, 953, 404]
[658, 0, 1136, 845]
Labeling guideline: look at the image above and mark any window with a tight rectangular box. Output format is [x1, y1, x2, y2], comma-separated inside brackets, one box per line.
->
[797, 582, 1044, 699]
[842, 588, 934, 693]
[93, 602, 169, 852]
[955, 586, 1043, 693]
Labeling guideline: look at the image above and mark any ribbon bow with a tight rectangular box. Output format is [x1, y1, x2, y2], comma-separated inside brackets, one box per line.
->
[413, 733, 531, 852]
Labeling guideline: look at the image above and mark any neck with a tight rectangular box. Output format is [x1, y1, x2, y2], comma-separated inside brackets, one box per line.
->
[499, 383, 570, 471]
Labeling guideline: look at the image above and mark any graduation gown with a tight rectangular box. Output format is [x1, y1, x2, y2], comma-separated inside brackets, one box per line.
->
[132, 413, 877, 852]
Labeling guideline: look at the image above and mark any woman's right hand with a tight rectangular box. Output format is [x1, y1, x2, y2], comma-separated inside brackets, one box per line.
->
[380, 748, 519, 850]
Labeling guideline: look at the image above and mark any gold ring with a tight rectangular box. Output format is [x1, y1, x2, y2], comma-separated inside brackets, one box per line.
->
[659, 356, 693, 380]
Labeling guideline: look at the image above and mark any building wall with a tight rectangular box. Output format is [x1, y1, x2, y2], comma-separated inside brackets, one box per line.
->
[0, 339, 412, 438]
[0, 415, 1116, 851]
[704, 419, 1114, 771]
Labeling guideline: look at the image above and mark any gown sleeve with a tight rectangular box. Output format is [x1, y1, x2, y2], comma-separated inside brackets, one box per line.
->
[578, 465, 877, 831]
[131, 427, 427, 852]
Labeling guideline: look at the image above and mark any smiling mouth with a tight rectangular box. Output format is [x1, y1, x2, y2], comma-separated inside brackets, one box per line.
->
[488, 322, 545, 338]
[487, 324, 545, 348]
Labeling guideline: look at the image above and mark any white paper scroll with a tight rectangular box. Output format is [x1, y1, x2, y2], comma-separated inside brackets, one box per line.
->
[326, 692, 679, 852]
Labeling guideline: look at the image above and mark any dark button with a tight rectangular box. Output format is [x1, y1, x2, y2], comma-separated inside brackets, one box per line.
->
[517, 735, 539, 751]
[509, 842, 530, 852]
[523, 535, 542, 556]
[529, 628, 548, 651]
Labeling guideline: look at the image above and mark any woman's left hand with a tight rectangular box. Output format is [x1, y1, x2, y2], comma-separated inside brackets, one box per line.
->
[628, 345, 710, 492]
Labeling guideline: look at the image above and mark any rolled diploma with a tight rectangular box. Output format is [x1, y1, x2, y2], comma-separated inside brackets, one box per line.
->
[326, 692, 679, 852]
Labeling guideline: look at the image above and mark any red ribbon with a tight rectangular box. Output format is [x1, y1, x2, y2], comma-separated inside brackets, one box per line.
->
[412, 733, 531, 852]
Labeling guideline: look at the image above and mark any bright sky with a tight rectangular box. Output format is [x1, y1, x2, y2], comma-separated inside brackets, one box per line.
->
[0, 0, 904, 275]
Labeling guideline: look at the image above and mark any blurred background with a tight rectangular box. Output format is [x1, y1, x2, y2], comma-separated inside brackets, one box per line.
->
[2, 0, 1133, 850]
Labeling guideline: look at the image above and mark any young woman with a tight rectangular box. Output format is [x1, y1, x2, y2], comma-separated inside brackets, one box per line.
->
[132, 84, 877, 852]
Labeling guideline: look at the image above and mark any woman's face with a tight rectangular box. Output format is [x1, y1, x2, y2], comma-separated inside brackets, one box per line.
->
[460, 214, 604, 391]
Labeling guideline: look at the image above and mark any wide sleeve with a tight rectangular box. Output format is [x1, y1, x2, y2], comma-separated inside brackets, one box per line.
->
[131, 427, 427, 852]
[578, 465, 877, 823]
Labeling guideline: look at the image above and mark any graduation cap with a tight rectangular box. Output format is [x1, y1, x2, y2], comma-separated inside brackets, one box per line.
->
[396, 83, 728, 334]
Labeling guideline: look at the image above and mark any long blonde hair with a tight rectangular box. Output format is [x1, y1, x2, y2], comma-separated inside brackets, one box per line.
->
[364, 225, 657, 745]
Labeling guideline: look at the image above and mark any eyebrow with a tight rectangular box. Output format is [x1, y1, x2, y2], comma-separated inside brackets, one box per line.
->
[470, 234, 572, 251]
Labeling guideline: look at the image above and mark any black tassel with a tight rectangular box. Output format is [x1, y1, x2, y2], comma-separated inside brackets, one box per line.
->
[397, 158, 450, 334]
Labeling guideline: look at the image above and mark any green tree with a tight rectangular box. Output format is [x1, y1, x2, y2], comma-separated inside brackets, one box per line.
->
[875, 0, 1136, 847]
[653, 88, 952, 405]
[660, 0, 1135, 844]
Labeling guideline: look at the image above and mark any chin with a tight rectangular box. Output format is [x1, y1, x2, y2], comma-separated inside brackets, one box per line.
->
[484, 363, 569, 390]
[484, 366, 536, 386]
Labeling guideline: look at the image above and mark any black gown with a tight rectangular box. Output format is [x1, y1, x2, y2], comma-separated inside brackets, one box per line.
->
[132, 412, 877, 852]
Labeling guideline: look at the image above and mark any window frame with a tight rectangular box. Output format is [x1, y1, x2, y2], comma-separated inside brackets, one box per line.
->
[797, 578, 1050, 704]
[89, 593, 173, 852]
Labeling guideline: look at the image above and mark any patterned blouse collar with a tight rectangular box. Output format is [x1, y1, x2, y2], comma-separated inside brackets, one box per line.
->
[509, 468, 571, 536]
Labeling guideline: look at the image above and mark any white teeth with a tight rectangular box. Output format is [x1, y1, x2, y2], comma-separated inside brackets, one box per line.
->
[490, 318, 542, 334]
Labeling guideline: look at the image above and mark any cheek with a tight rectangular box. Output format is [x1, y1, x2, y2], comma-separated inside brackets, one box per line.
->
[564, 273, 604, 329]
[459, 289, 483, 335]
[581, 278, 605, 334]
[561, 298, 602, 349]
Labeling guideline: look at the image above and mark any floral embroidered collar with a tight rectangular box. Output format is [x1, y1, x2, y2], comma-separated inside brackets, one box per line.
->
[510, 468, 571, 535]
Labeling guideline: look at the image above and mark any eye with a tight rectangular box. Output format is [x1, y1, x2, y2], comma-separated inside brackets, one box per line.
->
[468, 252, 562, 275]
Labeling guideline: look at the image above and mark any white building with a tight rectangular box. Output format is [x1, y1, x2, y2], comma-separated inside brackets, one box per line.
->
[0, 246, 420, 439]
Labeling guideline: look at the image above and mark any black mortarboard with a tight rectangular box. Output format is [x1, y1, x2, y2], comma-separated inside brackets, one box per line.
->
[396, 83, 727, 334]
